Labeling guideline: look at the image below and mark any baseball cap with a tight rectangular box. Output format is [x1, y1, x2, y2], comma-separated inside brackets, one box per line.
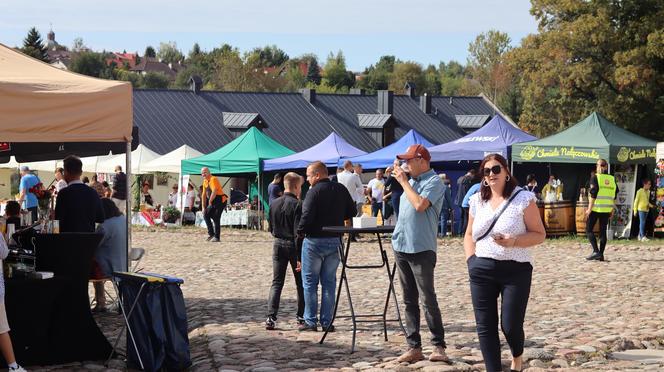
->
[396, 144, 431, 162]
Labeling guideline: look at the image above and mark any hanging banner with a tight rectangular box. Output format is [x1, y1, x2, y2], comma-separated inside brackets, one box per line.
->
[179, 174, 190, 210]
[611, 164, 637, 238]
[654, 160, 664, 233]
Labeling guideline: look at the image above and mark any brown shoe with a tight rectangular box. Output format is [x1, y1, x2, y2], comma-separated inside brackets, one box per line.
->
[396, 348, 425, 363]
[429, 346, 450, 362]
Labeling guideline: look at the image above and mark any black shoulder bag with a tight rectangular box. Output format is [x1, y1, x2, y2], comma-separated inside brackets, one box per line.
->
[475, 189, 524, 242]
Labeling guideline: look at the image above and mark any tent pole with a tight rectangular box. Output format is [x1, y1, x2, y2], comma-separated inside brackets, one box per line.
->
[126, 141, 132, 272]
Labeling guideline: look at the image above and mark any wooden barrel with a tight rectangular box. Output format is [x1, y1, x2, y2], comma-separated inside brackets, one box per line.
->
[536, 200, 545, 223]
[544, 201, 574, 236]
[575, 200, 599, 234]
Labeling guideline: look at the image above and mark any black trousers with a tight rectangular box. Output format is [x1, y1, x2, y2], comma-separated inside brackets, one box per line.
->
[460, 207, 470, 236]
[204, 203, 225, 239]
[468, 256, 532, 372]
[267, 238, 305, 319]
[586, 211, 610, 254]
[394, 250, 446, 349]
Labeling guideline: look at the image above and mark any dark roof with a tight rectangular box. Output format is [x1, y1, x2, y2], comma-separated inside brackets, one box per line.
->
[222, 112, 263, 129]
[132, 89, 498, 155]
[130, 57, 177, 79]
[455, 114, 491, 129]
[357, 114, 393, 128]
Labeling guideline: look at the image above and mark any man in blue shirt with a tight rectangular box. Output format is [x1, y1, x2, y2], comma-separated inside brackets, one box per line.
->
[17, 166, 40, 223]
[391, 145, 449, 364]
[461, 181, 481, 234]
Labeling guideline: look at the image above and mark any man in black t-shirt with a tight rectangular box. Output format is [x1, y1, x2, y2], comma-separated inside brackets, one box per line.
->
[55, 156, 105, 233]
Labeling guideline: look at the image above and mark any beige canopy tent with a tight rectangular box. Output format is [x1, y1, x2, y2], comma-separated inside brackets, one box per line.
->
[0, 43, 132, 143]
[0, 43, 134, 268]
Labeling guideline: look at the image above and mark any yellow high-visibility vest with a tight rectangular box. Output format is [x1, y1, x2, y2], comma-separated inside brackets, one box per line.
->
[592, 174, 616, 213]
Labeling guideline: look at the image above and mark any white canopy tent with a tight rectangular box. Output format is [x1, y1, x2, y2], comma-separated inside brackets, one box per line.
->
[97, 144, 160, 174]
[141, 145, 203, 174]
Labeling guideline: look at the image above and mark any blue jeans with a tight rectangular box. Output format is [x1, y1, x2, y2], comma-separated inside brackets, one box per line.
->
[301, 237, 341, 327]
[638, 211, 648, 239]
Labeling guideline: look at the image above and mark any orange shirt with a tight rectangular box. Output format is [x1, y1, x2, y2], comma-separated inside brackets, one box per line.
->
[202, 176, 226, 205]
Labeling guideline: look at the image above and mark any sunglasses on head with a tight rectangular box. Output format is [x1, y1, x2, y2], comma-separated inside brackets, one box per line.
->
[482, 165, 502, 176]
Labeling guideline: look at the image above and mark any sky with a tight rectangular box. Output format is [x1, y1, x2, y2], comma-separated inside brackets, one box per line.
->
[0, 0, 538, 71]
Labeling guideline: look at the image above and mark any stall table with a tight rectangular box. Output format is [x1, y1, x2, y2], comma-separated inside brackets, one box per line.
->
[318, 226, 405, 353]
[196, 209, 261, 229]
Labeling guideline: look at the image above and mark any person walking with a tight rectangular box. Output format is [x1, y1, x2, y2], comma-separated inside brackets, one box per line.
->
[634, 178, 654, 241]
[266, 172, 306, 330]
[438, 173, 453, 238]
[201, 167, 228, 242]
[585, 159, 618, 261]
[464, 153, 545, 372]
[391, 144, 449, 363]
[111, 165, 127, 213]
[455, 168, 476, 236]
[297, 161, 356, 332]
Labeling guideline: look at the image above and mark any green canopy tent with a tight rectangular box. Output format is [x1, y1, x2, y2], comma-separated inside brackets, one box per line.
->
[181, 127, 295, 216]
[512, 112, 657, 165]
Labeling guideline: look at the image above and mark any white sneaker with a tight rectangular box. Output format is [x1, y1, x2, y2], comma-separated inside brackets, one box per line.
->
[9, 365, 27, 372]
[641, 237, 650, 242]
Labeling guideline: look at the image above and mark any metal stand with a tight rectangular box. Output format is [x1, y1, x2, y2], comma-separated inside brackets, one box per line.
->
[319, 231, 405, 353]
[106, 279, 146, 370]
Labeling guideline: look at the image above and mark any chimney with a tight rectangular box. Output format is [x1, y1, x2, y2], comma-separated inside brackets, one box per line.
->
[404, 82, 416, 98]
[189, 75, 203, 94]
[449, 96, 454, 105]
[349, 88, 365, 95]
[299, 88, 316, 104]
[377, 90, 394, 115]
[420, 94, 432, 114]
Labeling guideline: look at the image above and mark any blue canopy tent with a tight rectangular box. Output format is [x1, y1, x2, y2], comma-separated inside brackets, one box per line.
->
[343, 129, 434, 170]
[428, 115, 537, 162]
[263, 132, 366, 171]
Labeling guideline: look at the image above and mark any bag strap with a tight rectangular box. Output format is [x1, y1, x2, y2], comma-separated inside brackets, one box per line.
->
[476, 189, 524, 242]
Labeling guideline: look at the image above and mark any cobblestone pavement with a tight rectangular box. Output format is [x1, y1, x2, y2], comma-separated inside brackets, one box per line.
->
[29, 228, 664, 371]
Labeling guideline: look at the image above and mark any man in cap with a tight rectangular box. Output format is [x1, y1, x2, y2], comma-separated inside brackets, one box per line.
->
[391, 144, 449, 363]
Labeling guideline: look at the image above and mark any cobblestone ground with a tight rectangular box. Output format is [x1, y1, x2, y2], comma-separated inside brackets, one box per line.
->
[30, 228, 664, 371]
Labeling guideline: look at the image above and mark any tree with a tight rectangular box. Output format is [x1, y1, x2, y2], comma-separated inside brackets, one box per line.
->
[141, 72, 170, 89]
[21, 27, 49, 62]
[72, 37, 86, 52]
[303, 55, 322, 85]
[438, 61, 466, 96]
[246, 45, 289, 67]
[211, 46, 248, 91]
[389, 62, 425, 94]
[509, 0, 664, 138]
[69, 51, 107, 77]
[189, 43, 202, 59]
[358, 55, 395, 92]
[157, 41, 184, 64]
[323, 51, 354, 91]
[467, 30, 513, 103]
[144, 46, 156, 58]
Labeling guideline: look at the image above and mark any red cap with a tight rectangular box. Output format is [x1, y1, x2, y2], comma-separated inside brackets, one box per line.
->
[396, 144, 431, 161]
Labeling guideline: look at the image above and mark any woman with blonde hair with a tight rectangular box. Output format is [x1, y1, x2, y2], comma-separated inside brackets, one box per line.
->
[464, 153, 545, 372]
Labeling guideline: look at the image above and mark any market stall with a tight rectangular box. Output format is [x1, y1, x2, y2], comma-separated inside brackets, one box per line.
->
[0, 43, 134, 365]
[342, 129, 434, 170]
[181, 127, 294, 227]
[263, 132, 366, 171]
[512, 112, 657, 237]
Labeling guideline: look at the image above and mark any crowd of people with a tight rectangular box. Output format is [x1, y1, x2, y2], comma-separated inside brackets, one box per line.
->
[261, 149, 641, 372]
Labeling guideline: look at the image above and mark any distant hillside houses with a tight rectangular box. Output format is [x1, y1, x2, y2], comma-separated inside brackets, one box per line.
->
[132, 78, 514, 156]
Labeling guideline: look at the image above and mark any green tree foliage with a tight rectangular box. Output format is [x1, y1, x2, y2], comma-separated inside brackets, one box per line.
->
[389, 62, 426, 94]
[189, 43, 202, 59]
[509, 0, 664, 138]
[69, 51, 109, 77]
[438, 61, 467, 96]
[358, 55, 395, 93]
[157, 41, 184, 64]
[141, 72, 170, 89]
[467, 30, 513, 103]
[21, 27, 49, 62]
[72, 37, 86, 52]
[246, 45, 289, 67]
[323, 51, 355, 91]
[144, 46, 156, 58]
[303, 55, 322, 85]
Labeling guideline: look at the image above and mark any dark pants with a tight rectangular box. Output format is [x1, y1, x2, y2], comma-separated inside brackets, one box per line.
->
[383, 199, 394, 221]
[468, 256, 532, 372]
[204, 203, 225, 239]
[267, 238, 305, 319]
[371, 201, 382, 218]
[394, 250, 446, 349]
[586, 211, 610, 254]
[392, 192, 402, 218]
[460, 207, 470, 236]
[28, 207, 38, 223]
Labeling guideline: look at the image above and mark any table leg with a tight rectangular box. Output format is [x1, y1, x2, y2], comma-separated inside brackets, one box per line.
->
[319, 235, 352, 347]
[377, 233, 406, 338]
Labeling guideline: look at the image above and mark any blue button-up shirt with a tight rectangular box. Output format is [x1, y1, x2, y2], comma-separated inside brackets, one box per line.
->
[392, 169, 444, 254]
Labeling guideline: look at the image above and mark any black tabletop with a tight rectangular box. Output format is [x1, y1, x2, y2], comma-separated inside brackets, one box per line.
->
[322, 225, 395, 233]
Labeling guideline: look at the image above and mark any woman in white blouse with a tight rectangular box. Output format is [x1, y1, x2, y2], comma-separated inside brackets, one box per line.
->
[464, 154, 545, 372]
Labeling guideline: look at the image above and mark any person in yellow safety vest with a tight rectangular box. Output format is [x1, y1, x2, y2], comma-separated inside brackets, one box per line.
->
[584, 158, 618, 261]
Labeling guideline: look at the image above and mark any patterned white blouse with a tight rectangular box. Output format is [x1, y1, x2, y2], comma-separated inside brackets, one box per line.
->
[469, 187, 538, 263]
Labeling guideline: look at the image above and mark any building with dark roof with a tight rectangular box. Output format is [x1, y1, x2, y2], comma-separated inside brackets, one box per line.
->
[132, 79, 512, 155]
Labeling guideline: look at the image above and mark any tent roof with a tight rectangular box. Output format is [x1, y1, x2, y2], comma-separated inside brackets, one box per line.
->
[181, 127, 294, 175]
[263, 132, 367, 171]
[342, 129, 434, 170]
[0, 43, 132, 143]
[142, 145, 203, 173]
[513, 112, 657, 164]
[429, 115, 537, 161]
[97, 144, 161, 174]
